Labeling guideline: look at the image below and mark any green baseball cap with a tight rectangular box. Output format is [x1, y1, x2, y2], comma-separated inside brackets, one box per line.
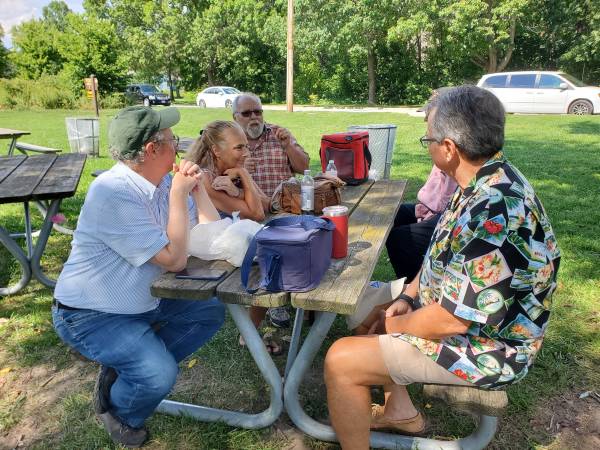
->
[108, 106, 180, 160]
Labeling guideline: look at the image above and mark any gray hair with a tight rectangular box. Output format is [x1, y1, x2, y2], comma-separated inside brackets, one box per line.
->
[429, 85, 505, 161]
[232, 92, 262, 114]
[109, 130, 165, 164]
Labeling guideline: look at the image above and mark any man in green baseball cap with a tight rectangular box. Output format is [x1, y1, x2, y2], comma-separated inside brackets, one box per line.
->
[52, 106, 223, 448]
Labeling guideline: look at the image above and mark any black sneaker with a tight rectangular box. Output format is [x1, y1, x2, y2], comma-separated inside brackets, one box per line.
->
[98, 411, 148, 448]
[93, 366, 117, 415]
[267, 306, 291, 328]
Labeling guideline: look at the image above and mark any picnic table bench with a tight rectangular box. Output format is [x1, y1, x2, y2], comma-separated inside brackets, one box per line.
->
[0, 154, 86, 296]
[14, 142, 62, 155]
[150, 179, 505, 449]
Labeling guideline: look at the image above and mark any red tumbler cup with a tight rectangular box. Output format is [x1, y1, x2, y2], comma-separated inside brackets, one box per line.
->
[322, 205, 349, 259]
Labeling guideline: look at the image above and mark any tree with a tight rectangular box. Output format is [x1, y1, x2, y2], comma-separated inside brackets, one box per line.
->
[185, 0, 286, 98]
[85, 0, 197, 99]
[0, 26, 11, 78]
[10, 18, 65, 79]
[57, 13, 129, 94]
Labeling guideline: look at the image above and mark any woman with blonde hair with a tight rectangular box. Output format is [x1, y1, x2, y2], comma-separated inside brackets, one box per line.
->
[186, 120, 269, 221]
[187, 120, 281, 354]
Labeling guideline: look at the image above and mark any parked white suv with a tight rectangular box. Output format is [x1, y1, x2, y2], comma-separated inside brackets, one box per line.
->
[477, 71, 600, 115]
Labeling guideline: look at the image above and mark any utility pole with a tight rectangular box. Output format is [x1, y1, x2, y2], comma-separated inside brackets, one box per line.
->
[286, 0, 294, 112]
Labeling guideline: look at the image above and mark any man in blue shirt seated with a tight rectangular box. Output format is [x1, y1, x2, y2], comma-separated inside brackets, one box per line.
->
[52, 106, 224, 448]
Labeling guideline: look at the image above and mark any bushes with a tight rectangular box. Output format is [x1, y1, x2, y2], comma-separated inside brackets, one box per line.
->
[0, 75, 78, 109]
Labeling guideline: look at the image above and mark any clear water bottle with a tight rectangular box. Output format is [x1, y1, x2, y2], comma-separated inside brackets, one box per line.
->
[325, 159, 338, 177]
[301, 169, 314, 213]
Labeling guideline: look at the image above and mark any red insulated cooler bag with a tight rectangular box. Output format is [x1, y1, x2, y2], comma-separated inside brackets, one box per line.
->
[320, 131, 372, 185]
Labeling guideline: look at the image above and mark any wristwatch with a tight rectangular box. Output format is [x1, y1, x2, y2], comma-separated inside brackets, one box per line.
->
[397, 293, 417, 310]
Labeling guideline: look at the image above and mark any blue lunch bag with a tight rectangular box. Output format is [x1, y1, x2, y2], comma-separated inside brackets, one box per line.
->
[241, 215, 335, 293]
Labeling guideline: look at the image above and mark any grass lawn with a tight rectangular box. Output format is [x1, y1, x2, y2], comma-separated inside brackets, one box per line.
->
[0, 107, 599, 449]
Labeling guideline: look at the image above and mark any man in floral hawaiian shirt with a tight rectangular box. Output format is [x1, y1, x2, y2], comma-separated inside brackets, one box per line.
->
[324, 85, 560, 449]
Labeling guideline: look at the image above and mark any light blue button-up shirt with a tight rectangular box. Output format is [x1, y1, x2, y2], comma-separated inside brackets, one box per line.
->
[54, 163, 197, 314]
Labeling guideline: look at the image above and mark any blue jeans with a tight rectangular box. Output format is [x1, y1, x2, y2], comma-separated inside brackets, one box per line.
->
[52, 298, 225, 428]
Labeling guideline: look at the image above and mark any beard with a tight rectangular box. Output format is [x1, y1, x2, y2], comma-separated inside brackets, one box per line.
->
[245, 122, 265, 139]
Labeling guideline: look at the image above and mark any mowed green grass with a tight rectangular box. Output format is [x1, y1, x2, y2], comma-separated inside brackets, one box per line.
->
[0, 107, 599, 449]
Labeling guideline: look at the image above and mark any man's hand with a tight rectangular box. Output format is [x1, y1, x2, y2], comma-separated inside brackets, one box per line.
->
[386, 298, 413, 317]
[212, 175, 241, 197]
[275, 127, 294, 148]
[367, 299, 413, 335]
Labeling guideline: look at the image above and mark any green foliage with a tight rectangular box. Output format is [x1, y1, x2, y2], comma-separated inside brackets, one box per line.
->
[99, 92, 127, 109]
[0, 26, 11, 78]
[5, 0, 600, 107]
[0, 75, 78, 109]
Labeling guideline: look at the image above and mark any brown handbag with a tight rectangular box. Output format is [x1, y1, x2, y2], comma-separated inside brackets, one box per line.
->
[271, 175, 345, 215]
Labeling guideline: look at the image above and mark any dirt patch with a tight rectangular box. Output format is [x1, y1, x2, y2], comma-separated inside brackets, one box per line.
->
[520, 391, 600, 450]
[0, 353, 94, 449]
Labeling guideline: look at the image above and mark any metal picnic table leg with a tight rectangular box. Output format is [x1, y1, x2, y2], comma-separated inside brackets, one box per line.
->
[30, 199, 62, 288]
[34, 200, 74, 235]
[284, 311, 499, 450]
[0, 224, 32, 296]
[284, 307, 305, 379]
[157, 303, 283, 429]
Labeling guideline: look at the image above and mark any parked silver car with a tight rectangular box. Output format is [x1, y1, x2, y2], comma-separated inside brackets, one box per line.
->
[477, 71, 600, 115]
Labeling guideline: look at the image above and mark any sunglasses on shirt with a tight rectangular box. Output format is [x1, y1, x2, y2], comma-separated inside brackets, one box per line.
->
[237, 109, 263, 118]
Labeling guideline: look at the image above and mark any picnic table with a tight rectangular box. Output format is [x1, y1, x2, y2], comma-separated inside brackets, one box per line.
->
[1, 128, 31, 156]
[151, 179, 502, 449]
[0, 154, 86, 296]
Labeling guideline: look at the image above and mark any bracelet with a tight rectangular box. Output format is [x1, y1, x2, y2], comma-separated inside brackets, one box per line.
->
[397, 293, 416, 310]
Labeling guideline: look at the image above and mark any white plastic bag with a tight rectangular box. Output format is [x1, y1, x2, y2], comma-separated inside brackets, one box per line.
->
[211, 219, 263, 267]
[187, 217, 263, 267]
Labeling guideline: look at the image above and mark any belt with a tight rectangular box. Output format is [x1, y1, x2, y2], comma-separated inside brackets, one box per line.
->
[52, 299, 82, 311]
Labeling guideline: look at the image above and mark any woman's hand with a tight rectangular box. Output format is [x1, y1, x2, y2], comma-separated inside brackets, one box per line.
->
[212, 175, 241, 197]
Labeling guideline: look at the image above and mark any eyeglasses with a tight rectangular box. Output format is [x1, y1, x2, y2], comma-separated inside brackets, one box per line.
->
[237, 109, 263, 118]
[419, 135, 439, 148]
[156, 135, 179, 149]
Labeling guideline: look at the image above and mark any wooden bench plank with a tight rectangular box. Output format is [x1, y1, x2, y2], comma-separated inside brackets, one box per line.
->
[0, 155, 57, 203]
[423, 384, 508, 417]
[0, 156, 26, 184]
[291, 180, 406, 315]
[15, 142, 62, 155]
[151, 257, 236, 300]
[178, 137, 195, 153]
[339, 180, 373, 215]
[216, 266, 289, 307]
[33, 154, 86, 200]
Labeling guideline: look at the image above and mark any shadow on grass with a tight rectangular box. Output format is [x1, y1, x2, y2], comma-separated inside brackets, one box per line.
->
[563, 120, 600, 135]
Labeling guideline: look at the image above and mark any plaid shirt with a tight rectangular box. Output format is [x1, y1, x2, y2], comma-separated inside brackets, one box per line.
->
[245, 124, 308, 197]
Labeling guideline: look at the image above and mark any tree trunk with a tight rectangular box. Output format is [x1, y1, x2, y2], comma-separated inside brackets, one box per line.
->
[417, 33, 422, 78]
[168, 68, 174, 101]
[367, 47, 376, 105]
[496, 17, 516, 72]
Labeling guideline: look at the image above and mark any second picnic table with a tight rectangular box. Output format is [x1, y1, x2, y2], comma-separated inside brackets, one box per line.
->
[150, 179, 406, 424]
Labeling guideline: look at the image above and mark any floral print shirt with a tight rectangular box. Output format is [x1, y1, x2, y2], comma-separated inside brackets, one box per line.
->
[395, 152, 560, 389]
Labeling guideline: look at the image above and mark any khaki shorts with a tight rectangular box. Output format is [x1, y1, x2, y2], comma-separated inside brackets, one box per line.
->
[378, 334, 471, 386]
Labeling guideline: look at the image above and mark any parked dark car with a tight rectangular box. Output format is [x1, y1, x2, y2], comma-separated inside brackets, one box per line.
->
[125, 84, 171, 107]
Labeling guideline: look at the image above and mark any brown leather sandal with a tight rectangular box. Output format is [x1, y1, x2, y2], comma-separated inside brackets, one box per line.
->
[370, 404, 426, 435]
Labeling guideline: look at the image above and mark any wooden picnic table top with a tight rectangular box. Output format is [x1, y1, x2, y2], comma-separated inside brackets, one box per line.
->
[0, 153, 87, 204]
[151, 179, 406, 316]
[0, 128, 31, 139]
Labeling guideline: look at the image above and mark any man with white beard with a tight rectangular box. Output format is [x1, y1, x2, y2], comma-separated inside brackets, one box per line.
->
[232, 93, 309, 198]
[232, 93, 309, 329]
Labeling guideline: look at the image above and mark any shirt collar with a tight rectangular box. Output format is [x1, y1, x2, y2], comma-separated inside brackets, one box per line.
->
[461, 151, 506, 198]
[113, 162, 158, 200]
